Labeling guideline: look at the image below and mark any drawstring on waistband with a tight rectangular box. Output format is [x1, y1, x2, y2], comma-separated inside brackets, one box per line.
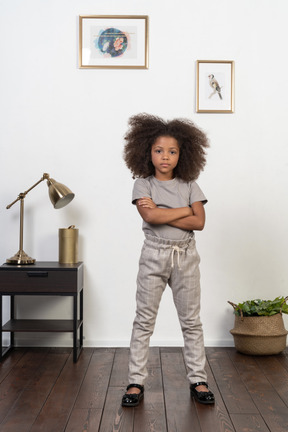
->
[171, 245, 184, 269]
[143, 234, 193, 270]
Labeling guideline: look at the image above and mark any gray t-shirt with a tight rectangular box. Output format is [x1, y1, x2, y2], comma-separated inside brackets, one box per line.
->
[132, 176, 207, 240]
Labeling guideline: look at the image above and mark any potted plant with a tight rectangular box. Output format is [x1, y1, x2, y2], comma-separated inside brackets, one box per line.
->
[228, 296, 288, 355]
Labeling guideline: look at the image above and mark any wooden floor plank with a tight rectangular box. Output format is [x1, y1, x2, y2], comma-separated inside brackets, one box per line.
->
[230, 414, 270, 432]
[146, 346, 162, 369]
[0, 348, 49, 423]
[73, 348, 115, 409]
[196, 353, 236, 432]
[161, 347, 201, 432]
[65, 408, 103, 432]
[134, 361, 167, 432]
[29, 348, 93, 432]
[0, 348, 26, 383]
[274, 351, 288, 373]
[0, 350, 69, 432]
[206, 347, 258, 414]
[109, 347, 129, 388]
[98, 386, 134, 432]
[228, 350, 288, 432]
[255, 356, 288, 406]
[98, 347, 134, 432]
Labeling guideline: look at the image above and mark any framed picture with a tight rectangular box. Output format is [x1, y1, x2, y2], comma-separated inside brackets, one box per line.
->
[196, 60, 234, 113]
[79, 15, 149, 69]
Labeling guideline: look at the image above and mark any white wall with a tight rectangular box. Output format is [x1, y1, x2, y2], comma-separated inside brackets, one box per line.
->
[1, 0, 288, 348]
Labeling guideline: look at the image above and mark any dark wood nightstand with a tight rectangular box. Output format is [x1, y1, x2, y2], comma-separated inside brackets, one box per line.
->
[0, 261, 83, 362]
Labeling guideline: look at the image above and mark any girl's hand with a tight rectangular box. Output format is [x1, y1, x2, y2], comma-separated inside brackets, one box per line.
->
[137, 197, 157, 209]
[168, 201, 205, 231]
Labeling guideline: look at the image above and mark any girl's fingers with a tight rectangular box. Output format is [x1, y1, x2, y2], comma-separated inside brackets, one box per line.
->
[138, 198, 156, 208]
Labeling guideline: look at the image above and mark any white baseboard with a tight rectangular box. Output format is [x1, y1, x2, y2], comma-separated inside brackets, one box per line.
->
[12, 334, 235, 348]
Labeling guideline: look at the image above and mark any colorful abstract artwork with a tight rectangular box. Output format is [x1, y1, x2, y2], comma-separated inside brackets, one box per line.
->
[79, 16, 149, 69]
[96, 28, 128, 58]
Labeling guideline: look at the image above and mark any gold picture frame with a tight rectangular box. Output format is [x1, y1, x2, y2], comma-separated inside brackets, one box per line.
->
[196, 60, 234, 113]
[79, 15, 149, 69]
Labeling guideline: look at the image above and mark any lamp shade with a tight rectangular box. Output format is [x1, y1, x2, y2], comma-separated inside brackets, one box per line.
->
[48, 178, 75, 209]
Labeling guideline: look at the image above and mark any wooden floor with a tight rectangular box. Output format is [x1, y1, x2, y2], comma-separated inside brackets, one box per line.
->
[0, 346, 288, 432]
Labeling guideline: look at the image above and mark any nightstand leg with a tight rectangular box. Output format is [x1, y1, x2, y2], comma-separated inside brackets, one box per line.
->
[72, 290, 83, 362]
[0, 295, 2, 360]
[73, 294, 77, 362]
[11, 296, 14, 347]
[0, 295, 14, 361]
[80, 289, 83, 350]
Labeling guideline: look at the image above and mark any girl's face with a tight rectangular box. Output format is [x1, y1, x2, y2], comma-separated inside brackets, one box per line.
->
[151, 136, 180, 180]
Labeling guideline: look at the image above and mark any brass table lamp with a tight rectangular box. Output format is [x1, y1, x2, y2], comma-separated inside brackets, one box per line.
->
[6, 173, 75, 265]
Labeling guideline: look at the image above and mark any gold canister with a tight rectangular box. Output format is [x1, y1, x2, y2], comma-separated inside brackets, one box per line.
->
[59, 225, 78, 263]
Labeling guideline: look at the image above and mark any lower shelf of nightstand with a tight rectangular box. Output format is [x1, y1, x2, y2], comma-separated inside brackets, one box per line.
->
[2, 319, 83, 333]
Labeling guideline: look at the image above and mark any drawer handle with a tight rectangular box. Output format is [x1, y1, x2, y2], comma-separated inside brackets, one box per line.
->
[27, 272, 49, 278]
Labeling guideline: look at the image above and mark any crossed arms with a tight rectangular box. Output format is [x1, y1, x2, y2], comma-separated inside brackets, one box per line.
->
[136, 197, 205, 231]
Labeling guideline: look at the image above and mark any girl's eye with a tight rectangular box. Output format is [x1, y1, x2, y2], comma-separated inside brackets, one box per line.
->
[155, 150, 162, 153]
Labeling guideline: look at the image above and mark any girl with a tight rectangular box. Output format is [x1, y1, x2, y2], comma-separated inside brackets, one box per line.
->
[122, 113, 215, 406]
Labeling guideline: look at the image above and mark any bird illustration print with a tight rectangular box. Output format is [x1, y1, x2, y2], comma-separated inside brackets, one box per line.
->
[208, 74, 222, 99]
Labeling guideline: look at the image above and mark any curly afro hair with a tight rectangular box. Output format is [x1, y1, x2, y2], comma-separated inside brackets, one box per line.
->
[123, 113, 209, 182]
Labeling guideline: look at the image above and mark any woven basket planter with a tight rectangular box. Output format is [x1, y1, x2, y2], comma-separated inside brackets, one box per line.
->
[230, 313, 288, 355]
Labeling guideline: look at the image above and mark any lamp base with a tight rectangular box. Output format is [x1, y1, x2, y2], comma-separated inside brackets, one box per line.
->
[6, 249, 36, 265]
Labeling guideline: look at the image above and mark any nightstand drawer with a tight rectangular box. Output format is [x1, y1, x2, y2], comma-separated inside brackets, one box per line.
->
[0, 269, 79, 293]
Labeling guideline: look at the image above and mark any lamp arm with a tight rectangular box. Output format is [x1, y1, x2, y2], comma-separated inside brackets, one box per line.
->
[6, 173, 50, 210]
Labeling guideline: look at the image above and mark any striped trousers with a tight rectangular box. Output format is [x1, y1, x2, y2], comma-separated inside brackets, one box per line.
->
[128, 234, 207, 385]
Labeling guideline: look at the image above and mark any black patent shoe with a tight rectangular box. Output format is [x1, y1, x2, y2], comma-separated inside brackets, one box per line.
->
[122, 384, 144, 407]
[190, 382, 215, 405]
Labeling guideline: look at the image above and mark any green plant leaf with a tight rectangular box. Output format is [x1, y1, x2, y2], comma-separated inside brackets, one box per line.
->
[230, 296, 288, 316]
